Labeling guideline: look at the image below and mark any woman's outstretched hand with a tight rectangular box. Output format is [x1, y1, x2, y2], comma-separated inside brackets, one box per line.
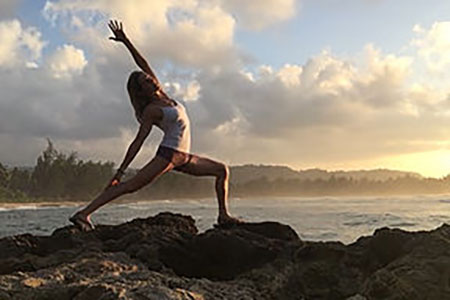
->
[108, 19, 154, 76]
[108, 20, 127, 43]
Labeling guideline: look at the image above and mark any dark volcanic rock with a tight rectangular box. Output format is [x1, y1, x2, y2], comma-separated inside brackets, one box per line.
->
[0, 212, 450, 299]
[160, 221, 301, 280]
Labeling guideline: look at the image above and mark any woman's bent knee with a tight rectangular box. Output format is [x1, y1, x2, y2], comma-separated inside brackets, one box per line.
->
[216, 162, 229, 180]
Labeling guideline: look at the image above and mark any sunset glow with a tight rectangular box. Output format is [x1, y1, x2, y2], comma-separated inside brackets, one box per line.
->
[0, 0, 449, 178]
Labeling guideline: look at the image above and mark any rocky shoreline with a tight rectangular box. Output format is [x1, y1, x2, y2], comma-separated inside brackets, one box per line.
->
[0, 212, 449, 299]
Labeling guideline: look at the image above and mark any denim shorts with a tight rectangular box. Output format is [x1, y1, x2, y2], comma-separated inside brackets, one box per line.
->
[156, 146, 194, 171]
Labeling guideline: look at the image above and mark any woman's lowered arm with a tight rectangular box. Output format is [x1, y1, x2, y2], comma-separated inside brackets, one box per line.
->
[117, 113, 153, 174]
[107, 109, 154, 188]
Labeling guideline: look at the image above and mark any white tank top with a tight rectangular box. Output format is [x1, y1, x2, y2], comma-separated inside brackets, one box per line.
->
[156, 100, 191, 153]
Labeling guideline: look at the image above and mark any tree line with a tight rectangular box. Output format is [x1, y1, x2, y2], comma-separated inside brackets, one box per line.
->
[1, 140, 449, 203]
[235, 175, 450, 197]
[0, 140, 114, 202]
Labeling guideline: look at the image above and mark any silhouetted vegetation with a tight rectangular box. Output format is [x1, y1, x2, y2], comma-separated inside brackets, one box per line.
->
[232, 175, 450, 197]
[0, 141, 449, 203]
[0, 139, 114, 202]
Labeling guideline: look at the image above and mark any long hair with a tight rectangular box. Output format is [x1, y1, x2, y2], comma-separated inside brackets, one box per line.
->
[127, 70, 162, 121]
[127, 71, 147, 121]
[127, 70, 172, 123]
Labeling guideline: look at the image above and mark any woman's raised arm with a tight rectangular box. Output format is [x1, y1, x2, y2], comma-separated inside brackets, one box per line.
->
[108, 20, 159, 83]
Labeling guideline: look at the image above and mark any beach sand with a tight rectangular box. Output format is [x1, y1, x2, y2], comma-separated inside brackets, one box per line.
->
[0, 201, 86, 209]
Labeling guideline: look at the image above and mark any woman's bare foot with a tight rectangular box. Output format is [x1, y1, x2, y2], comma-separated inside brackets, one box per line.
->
[69, 212, 95, 232]
[216, 214, 243, 228]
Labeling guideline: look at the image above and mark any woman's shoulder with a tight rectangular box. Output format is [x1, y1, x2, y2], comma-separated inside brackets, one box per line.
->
[142, 104, 163, 120]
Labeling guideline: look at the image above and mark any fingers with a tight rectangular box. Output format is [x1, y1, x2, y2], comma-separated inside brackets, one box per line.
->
[108, 19, 123, 31]
[107, 19, 126, 43]
[108, 21, 115, 32]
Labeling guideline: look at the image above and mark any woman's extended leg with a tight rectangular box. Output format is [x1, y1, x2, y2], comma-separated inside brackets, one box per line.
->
[176, 155, 240, 225]
[72, 156, 173, 227]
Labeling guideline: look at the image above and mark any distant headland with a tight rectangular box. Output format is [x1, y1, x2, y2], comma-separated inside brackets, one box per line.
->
[1, 141, 449, 204]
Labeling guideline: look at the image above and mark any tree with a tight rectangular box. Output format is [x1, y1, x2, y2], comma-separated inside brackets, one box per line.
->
[30, 139, 114, 200]
[9, 168, 31, 193]
[0, 163, 8, 188]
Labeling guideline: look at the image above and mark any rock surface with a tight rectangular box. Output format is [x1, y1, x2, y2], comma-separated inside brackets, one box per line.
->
[0, 212, 449, 299]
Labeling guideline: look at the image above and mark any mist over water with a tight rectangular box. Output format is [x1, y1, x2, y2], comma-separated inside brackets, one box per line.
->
[1, 195, 450, 244]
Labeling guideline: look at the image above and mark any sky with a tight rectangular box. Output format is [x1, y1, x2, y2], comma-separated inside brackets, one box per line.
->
[0, 0, 449, 178]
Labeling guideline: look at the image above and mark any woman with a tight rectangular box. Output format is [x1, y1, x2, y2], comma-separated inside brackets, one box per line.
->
[70, 20, 240, 231]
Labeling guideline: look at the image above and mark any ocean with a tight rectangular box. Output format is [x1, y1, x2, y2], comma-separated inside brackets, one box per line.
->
[1, 195, 450, 244]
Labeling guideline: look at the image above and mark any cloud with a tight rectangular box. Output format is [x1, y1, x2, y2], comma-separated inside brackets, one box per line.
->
[42, 0, 241, 69]
[192, 47, 412, 136]
[0, 20, 134, 145]
[186, 45, 448, 170]
[276, 64, 302, 87]
[165, 80, 201, 102]
[412, 21, 450, 74]
[352, 45, 412, 109]
[0, 19, 46, 68]
[148, 4, 238, 68]
[219, 0, 297, 30]
[0, 2, 449, 178]
[47, 44, 88, 78]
